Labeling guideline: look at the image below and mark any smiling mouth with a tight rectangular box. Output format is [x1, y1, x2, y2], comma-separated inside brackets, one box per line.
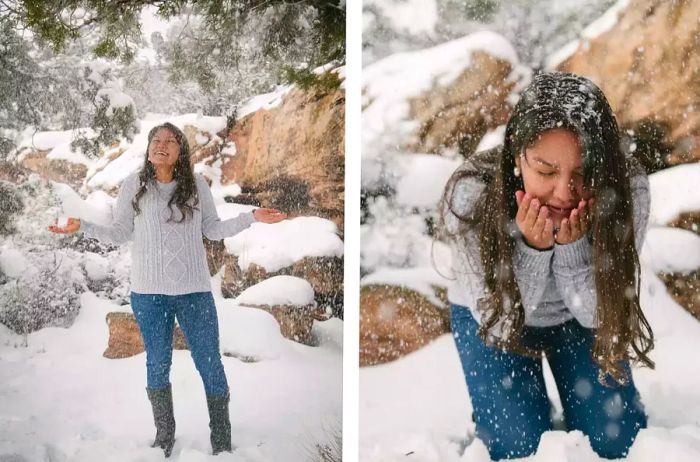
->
[155, 151, 168, 157]
[547, 205, 573, 215]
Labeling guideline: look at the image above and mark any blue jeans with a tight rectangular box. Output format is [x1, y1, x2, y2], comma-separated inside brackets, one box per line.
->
[450, 304, 646, 460]
[130, 291, 229, 396]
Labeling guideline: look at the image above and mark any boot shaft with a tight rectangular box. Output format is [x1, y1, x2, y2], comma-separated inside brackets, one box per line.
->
[206, 392, 232, 454]
[147, 385, 176, 457]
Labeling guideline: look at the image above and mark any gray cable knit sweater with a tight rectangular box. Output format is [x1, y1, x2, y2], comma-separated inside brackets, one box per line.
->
[80, 172, 256, 295]
[444, 160, 649, 329]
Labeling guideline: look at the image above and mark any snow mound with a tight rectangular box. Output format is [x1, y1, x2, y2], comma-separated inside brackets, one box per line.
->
[216, 304, 288, 361]
[236, 85, 292, 119]
[225, 216, 344, 272]
[641, 227, 700, 273]
[0, 245, 28, 278]
[50, 181, 112, 225]
[235, 276, 315, 307]
[394, 154, 462, 209]
[649, 162, 700, 226]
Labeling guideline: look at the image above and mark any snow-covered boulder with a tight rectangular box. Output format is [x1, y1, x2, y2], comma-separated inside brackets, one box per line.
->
[234, 275, 326, 345]
[360, 267, 451, 366]
[363, 31, 527, 170]
[17, 148, 88, 190]
[220, 217, 344, 316]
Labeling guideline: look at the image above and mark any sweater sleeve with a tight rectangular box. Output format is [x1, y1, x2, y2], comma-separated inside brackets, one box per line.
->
[79, 174, 139, 245]
[443, 168, 554, 322]
[513, 238, 553, 317]
[552, 173, 650, 328]
[197, 175, 256, 240]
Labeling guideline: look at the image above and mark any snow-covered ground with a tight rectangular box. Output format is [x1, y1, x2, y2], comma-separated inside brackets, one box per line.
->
[359, 163, 700, 461]
[0, 278, 342, 461]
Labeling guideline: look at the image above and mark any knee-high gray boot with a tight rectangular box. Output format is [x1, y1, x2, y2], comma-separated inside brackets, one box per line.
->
[206, 392, 233, 454]
[146, 385, 176, 457]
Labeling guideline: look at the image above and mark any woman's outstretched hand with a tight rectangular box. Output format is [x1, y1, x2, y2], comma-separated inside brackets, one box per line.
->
[515, 191, 554, 250]
[48, 217, 81, 234]
[554, 198, 593, 245]
[253, 208, 288, 224]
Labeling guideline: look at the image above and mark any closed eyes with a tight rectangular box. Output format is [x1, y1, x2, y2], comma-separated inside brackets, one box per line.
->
[152, 138, 178, 145]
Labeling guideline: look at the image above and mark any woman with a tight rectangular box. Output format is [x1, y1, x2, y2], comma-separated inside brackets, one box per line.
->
[48, 122, 287, 457]
[439, 72, 654, 460]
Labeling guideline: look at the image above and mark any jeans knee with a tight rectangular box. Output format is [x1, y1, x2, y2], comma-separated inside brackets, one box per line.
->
[475, 417, 547, 460]
[584, 417, 645, 459]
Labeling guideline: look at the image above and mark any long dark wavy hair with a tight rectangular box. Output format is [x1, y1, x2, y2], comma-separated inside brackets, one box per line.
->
[439, 72, 654, 383]
[132, 122, 199, 222]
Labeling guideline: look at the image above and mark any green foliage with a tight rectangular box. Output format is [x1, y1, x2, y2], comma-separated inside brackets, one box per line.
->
[462, 0, 502, 21]
[0, 258, 84, 337]
[93, 37, 120, 59]
[3, 0, 345, 66]
[69, 65, 138, 158]
[284, 67, 342, 93]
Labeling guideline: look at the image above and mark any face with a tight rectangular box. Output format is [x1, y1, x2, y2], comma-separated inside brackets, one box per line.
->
[147, 127, 180, 169]
[515, 128, 592, 226]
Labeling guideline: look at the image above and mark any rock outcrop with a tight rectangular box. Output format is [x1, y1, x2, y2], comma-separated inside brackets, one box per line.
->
[558, 0, 700, 168]
[406, 50, 514, 156]
[221, 85, 345, 235]
[17, 151, 87, 190]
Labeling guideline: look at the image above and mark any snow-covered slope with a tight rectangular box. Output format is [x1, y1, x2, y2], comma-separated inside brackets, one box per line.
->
[0, 279, 342, 461]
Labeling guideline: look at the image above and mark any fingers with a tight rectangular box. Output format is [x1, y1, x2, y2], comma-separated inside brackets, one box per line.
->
[578, 200, 589, 234]
[515, 192, 531, 225]
[255, 208, 288, 223]
[524, 197, 540, 230]
[543, 218, 554, 244]
[557, 218, 571, 243]
[569, 208, 581, 238]
[532, 206, 548, 237]
[515, 190, 525, 208]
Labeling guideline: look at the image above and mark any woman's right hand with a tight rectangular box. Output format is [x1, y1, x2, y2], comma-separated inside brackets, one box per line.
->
[515, 191, 554, 250]
[48, 218, 81, 234]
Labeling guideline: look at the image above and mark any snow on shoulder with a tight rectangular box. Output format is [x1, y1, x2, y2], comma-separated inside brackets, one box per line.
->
[235, 275, 315, 307]
[225, 216, 344, 273]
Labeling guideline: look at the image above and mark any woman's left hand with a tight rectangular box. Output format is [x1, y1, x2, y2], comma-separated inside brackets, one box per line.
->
[555, 198, 593, 245]
[253, 208, 288, 224]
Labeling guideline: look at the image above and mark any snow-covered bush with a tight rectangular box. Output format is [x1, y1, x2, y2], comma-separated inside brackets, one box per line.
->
[363, 0, 617, 67]
[0, 181, 24, 235]
[81, 248, 131, 304]
[0, 176, 131, 337]
[0, 243, 86, 337]
[70, 63, 138, 158]
[9, 175, 64, 246]
[361, 196, 436, 276]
